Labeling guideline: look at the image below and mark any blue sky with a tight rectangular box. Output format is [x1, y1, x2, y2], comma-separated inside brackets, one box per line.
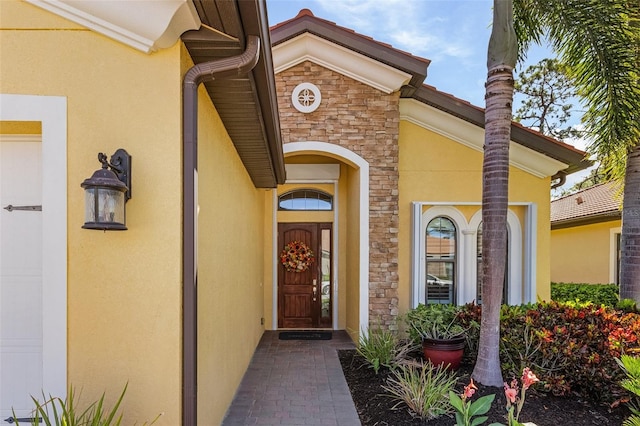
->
[265, 0, 592, 193]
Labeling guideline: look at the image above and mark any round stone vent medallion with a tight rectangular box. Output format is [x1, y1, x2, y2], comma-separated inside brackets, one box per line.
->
[291, 82, 321, 113]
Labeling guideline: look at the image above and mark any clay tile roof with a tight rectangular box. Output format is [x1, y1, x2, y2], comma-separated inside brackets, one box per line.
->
[271, 9, 431, 66]
[551, 182, 621, 228]
[271, 9, 590, 178]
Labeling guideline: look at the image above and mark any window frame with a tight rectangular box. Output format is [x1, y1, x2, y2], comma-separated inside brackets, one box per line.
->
[278, 188, 334, 211]
[411, 203, 529, 308]
[425, 216, 458, 304]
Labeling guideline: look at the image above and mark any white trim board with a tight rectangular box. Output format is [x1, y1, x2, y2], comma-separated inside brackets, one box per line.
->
[273, 33, 412, 94]
[24, 0, 200, 53]
[0, 94, 68, 399]
[411, 201, 535, 308]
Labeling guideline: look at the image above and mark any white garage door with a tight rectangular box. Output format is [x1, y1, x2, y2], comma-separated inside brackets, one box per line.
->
[0, 140, 43, 421]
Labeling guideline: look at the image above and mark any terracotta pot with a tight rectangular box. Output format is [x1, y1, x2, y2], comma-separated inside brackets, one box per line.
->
[422, 336, 465, 370]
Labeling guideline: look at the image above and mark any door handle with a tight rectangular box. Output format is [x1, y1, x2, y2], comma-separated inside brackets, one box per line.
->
[312, 279, 317, 301]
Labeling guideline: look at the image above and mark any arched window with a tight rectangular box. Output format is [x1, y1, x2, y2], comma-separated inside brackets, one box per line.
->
[476, 222, 508, 305]
[278, 189, 333, 211]
[426, 217, 456, 304]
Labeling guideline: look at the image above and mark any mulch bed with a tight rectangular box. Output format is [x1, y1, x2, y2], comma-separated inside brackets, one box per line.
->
[338, 349, 631, 425]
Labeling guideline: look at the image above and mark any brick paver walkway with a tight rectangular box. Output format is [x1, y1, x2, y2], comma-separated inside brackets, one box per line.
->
[222, 331, 360, 425]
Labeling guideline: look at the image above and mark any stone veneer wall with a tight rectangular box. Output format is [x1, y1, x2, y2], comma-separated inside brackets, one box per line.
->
[275, 61, 400, 328]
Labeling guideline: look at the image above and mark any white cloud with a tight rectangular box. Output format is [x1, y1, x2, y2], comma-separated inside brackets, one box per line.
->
[314, 0, 484, 62]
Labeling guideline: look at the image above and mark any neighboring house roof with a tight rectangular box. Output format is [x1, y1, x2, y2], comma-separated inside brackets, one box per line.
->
[270, 9, 590, 180]
[551, 182, 621, 229]
[182, 0, 285, 188]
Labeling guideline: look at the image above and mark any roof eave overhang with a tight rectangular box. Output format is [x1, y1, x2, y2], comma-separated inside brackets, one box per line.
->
[400, 98, 573, 179]
[551, 212, 621, 230]
[25, 0, 201, 53]
[410, 86, 591, 179]
[183, 0, 285, 188]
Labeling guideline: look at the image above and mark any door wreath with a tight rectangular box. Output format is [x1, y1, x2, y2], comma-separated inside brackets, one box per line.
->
[280, 240, 315, 272]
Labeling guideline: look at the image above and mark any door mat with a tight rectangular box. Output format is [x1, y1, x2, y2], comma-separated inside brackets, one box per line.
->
[279, 331, 332, 340]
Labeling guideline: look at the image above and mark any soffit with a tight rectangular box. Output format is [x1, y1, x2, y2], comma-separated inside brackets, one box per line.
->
[182, 0, 285, 188]
[25, 0, 201, 53]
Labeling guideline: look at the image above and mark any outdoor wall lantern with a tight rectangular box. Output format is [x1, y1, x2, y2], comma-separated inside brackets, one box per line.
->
[81, 149, 131, 230]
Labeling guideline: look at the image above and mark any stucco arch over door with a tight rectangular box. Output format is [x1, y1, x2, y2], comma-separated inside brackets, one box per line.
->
[279, 142, 370, 332]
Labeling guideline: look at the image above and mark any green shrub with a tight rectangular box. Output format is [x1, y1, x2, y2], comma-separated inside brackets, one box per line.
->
[382, 361, 457, 420]
[459, 301, 640, 403]
[551, 282, 619, 306]
[617, 355, 640, 425]
[619, 298, 639, 312]
[18, 385, 127, 426]
[16, 384, 161, 426]
[405, 304, 469, 341]
[356, 327, 416, 374]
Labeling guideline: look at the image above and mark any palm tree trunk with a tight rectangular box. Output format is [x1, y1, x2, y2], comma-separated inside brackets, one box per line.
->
[620, 144, 640, 302]
[472, 0, 517, 388]
[619, 4, 640, 303]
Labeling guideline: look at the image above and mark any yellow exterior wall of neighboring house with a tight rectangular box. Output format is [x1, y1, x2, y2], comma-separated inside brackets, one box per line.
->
[397, 121, 553, 313]
[2, 2, 212, 423]
[550, 220, 621, 284]
[195, 66, 268, 422]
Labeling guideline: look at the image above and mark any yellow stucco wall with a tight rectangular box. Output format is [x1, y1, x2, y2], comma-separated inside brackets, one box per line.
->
[195, 74, 268, 423]
[0, 121, 42, 134]
[1, 1, 273, 422]
[1, 1, 183, 422]
[397, 121, 553, 313]
[551, 220, 621, 284]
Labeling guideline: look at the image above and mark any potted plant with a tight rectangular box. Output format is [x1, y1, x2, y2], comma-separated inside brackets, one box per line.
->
[405, 304, 466, 370]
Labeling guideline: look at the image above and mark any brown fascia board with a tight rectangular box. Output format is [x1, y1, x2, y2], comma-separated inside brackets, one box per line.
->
[551, 211, 621, 230]
[270, 11, 429, 97]
[185, 0, 286, 187]
[237, 0, 286, 184]
[413, 85, 592, 177]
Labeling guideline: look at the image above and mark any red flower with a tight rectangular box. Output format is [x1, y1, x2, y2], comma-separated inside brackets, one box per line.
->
[462, 379, 477, 400]
[504, 382, 518, 404]
[521, 367, 539, 390]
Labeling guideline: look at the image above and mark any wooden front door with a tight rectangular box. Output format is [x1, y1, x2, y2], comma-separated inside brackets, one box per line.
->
[278, 223, 332, 328]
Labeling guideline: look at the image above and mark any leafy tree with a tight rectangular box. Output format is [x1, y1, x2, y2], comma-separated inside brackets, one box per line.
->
[558, 165, 609, 197]
[514, 0, 640, 301]
[473, 0, 640, 387]
[514, 58, 581, 141]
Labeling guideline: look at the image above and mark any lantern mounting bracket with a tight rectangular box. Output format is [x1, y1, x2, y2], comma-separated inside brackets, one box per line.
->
[99, 149, 131, 201]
